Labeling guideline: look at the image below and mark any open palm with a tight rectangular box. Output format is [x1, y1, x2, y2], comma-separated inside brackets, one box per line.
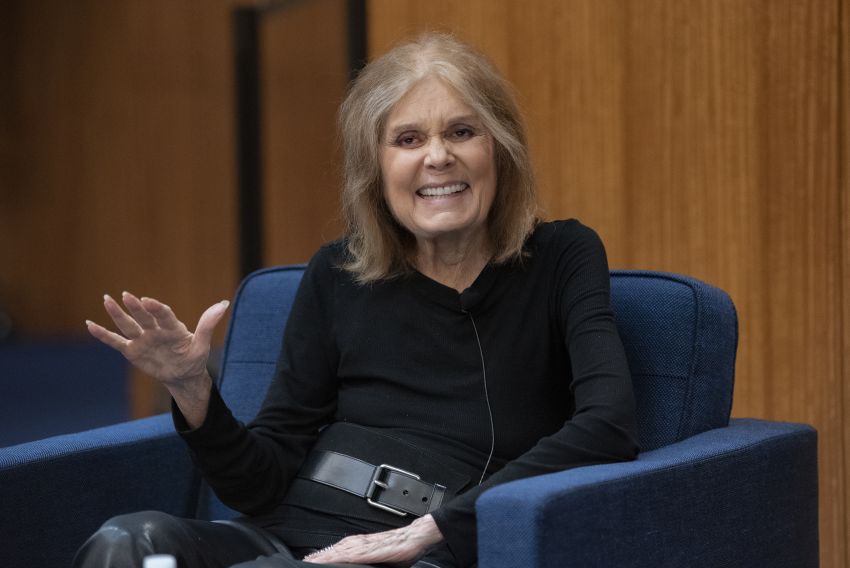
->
[86, 291, 229, 388]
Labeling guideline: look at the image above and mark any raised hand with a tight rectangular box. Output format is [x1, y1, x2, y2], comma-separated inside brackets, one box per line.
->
[86, 292, 230, 427]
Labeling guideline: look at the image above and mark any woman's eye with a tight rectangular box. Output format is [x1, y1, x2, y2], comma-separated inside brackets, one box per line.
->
[447, 127, 475, 141]
[394, 134, 422, 147]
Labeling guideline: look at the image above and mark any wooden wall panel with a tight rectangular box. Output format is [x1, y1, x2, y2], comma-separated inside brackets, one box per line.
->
[261, 0, 348, 266]
[1, 1, 241, 414]
[841, 0, 850, 554]
[369, 1, 845, 565]
[1, 0, 349, 415]
[1, 0, 240, 332]
[751, 7, 844, 562]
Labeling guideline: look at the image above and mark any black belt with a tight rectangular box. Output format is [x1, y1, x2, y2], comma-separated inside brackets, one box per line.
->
[297, 450, 449, 517]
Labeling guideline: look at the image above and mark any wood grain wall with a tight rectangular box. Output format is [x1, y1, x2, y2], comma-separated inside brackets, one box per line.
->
[1, 1, 241, 333]
[0, 1, 243, 413]
[260, 0, 347, 266]
[0, 0, 348, 413]
[365, 0, 847, 564]
[841, 0, 849, 560]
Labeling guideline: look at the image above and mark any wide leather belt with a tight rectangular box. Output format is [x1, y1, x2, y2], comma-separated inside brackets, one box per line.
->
[297, 450, 448, 517]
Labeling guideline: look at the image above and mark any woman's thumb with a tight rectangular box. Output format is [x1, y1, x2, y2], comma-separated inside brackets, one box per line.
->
[194, 300, 230, 346]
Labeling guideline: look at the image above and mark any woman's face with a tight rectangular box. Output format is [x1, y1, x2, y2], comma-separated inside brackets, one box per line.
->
[379, 76, 497, 249]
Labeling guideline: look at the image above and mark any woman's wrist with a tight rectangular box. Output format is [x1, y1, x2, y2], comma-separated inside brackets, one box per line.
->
[168, 371, 213, 429]
[409, 514, 444, 547]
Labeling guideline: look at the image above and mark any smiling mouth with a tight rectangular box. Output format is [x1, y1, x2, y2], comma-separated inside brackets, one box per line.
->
[416, 183, 469, 199]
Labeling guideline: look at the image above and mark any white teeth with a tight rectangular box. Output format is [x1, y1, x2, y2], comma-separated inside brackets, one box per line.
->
[418, 183, 468, 197]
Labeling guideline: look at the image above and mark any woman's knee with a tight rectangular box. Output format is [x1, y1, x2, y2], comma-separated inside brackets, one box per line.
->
[227, 554, 305, 568]
[73, 511, 187, 567]
[103, 510, 186, 546]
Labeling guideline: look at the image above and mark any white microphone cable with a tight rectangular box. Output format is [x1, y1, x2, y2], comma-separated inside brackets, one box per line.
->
[465, 311, 495, 485]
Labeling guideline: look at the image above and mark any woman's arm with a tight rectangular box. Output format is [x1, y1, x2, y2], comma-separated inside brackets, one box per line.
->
[86, 291, 230, 429]
[175, 245, 342, 514]
[89, 245, 342, 516]
[430, 223, 640, 565]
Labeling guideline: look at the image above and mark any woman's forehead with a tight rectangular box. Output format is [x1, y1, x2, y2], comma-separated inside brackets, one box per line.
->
[385, 77, 480, 131]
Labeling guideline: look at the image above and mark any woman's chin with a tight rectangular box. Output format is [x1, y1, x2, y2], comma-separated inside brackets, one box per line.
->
[407, 218, 488, 245]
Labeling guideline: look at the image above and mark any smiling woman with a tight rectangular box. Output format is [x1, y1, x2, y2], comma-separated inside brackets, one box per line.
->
[379, 77, 497, 291]
[76, 32, 638, 568]
[337, 34, 538, 285]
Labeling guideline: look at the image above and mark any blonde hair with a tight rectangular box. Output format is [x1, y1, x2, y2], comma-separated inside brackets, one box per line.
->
[338, 32, 539, 283]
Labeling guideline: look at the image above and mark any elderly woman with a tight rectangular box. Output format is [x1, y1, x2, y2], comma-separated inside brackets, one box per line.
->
[76, 33, 638, 568]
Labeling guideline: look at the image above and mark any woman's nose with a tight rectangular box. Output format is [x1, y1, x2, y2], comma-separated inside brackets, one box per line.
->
[424, 136, 454, 169]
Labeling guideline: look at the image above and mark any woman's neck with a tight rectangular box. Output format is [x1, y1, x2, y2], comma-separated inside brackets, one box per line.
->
[413, 231, 493, 293]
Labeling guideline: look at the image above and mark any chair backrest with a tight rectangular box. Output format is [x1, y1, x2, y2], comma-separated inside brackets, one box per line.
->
[217, 265, 306, 423]
[197, 265, 306, 520]
[610, 271, 737, 451]
[198, 266, 737, 519]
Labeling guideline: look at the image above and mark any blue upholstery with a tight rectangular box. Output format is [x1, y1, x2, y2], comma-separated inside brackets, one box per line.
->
[0, 267, 818, 568]
[477, 419, 818, 567]
[197, 265, 305, 521]
[0, 339, 129, 446]
[610, 271, 738, 451]
[477, 271, 818, 568]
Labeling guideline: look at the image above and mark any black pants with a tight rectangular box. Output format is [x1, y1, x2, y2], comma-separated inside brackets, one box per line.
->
[71, 510, 436, 568]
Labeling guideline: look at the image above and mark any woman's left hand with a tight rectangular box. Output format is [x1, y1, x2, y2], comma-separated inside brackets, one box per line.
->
[304, 514, 443, 566]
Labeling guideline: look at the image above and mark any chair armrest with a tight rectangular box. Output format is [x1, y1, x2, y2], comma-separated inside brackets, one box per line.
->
[0, 414, 198, 567]
[476, 419, 818, 568]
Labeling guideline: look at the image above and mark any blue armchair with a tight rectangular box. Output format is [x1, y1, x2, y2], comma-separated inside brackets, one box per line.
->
[0, 267, 818, 567]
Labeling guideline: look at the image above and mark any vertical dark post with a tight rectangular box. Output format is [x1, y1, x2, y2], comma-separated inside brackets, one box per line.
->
[233, 7, 263, 278]
[346, 0, 368, 80]
[233, 0, 365, 279]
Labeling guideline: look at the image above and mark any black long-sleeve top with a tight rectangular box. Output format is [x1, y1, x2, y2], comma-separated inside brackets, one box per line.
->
[176, 219, 639, 566]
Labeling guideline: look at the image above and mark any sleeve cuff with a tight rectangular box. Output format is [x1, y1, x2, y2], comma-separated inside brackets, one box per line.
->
[430, 506, 477, 567]
[171, 384, 237, 446]
[418, 540, 457, 568]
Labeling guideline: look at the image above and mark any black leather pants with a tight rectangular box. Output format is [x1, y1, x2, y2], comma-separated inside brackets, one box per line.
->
[71, 510, 382, 568]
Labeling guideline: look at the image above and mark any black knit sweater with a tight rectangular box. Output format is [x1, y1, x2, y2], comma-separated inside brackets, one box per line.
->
[176, 219, 639, 566]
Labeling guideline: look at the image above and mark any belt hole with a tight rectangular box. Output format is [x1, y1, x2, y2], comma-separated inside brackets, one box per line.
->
[403, 490, 409, 495]
[422, 497, 428, 502]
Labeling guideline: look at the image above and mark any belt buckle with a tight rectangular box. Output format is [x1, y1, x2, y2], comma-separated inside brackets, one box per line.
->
[365, 463, 421, 517]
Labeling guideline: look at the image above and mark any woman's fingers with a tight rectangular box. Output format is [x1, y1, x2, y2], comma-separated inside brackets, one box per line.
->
[193, 300, 230, 347]
[97, 293, 226, 345]
[305, 532, 411, 565]
[305, 515, 441, 565]
[120, 291, 158, 330]
[140, 297, 183, 331]
[102, 294, 143, 338]
[85, 319, 129, 351]
[87, 292, 226, 387]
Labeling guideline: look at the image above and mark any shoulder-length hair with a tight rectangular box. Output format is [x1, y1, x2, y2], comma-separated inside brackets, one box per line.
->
[338, 32, 539, 283]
